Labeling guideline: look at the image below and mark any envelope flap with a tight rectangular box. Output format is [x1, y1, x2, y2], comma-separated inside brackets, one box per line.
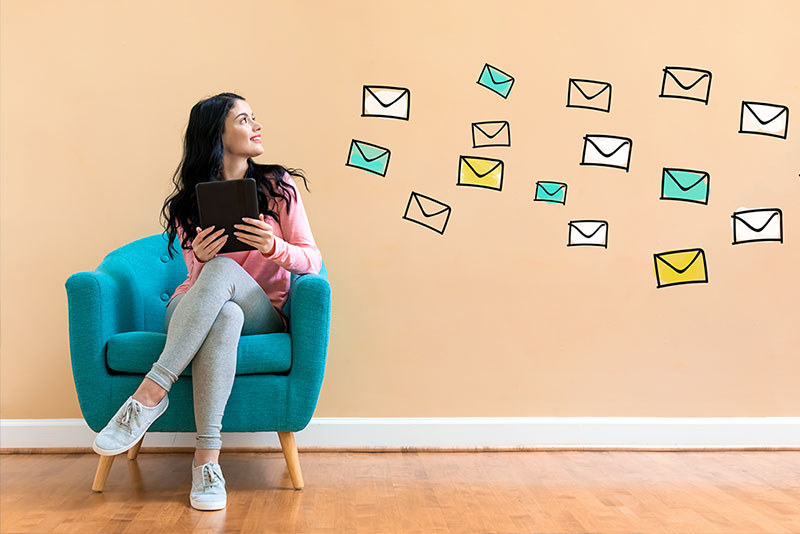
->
[743, 102, 788, 125]
[585, 136, 630, 158]
[664, 169, 708, 191]
[413, 193, 449, 218]
[537, 182, 566, 196]
[462, 157, 502, 178]
[570, 79, 610, 100]
[364, 86, 409, 108]
[473, 121, 508, 138]
[486, 65, 512, 85]
[569, 221, 606, 238]
[656, 250, 702, 274]
[354, 141, 388, 162]
[664, 68, 710, 90]
[732, 209, 781, 232]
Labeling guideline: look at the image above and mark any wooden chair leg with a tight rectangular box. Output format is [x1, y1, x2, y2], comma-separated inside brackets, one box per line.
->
[92, 454, 116, 492]
[277, 431, 304, 489]
[127, 437, 144, 460]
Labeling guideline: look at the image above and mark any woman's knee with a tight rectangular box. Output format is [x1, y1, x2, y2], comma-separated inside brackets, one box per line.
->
[194, 256, 240, 290]
[215, 301, 244, 329]
[195, 302, 243, 364]
[201, 255, 239, 276]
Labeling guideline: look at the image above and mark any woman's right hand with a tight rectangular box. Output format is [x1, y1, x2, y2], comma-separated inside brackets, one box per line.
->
[192, 226, 228, 262]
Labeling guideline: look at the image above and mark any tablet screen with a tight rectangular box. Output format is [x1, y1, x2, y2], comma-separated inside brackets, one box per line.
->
[195, 178, 259, 254]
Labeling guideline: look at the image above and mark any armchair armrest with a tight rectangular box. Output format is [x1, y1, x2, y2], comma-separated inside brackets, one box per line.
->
[284, 266, 331, 430]
[65, 270, 132, 431]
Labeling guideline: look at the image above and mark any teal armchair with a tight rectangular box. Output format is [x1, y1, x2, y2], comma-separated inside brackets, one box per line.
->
[65, 233, 331, 492]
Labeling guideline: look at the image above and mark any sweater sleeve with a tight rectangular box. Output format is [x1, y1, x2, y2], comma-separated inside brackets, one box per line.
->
[261, 173, 322, 275]
[177, 225, 206, 282]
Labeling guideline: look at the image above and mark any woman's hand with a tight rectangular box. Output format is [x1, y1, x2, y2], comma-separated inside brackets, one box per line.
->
[233, 214, 276, 255]
[192, 226, 228, 262]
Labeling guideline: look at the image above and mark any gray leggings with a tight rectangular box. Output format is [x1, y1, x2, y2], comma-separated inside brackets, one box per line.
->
[145, 256, 286, 450]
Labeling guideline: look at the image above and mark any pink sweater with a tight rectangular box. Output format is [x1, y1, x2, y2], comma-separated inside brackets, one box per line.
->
[167, 173, 322, 317]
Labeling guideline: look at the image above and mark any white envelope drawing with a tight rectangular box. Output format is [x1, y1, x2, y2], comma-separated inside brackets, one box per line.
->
[581, 135, 632, 171]
[362, 85, 410, 120]
[568, 220, 608, 248]
[732, 208, 783, 244]
[659, 66, 712, 104]
[402, 191, 451, 234]
[567, 78, 612, 112]
[739, 101, 788, 139]
[471, 121, 511, 148]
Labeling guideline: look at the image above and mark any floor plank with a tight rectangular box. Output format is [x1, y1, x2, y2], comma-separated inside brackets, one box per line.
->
[1, 451, 798, 533]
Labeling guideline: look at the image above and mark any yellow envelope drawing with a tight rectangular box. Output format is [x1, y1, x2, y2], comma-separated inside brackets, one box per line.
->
[402, 191, 451, 234]
[471, 121, 511, 148]
[458, 156, 503, 191]
[653, 248, 708, 288]
[567, 78, 612, 112]
[739, 101, 789, 139]
[659, 66, 712, 104]
[362, 85, 411, 120]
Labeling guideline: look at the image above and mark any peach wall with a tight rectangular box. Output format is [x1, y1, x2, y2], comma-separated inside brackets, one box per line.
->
[1, 0, 798, 419]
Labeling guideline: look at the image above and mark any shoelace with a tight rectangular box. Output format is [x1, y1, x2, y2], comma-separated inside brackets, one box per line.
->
[202, 464, 224, 489]
[116, 399, 142, 435]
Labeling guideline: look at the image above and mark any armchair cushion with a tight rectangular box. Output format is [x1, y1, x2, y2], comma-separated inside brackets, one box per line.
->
[106, 331, 292, 375]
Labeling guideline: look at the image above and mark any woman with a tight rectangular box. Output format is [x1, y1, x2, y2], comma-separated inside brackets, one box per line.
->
[91, 92, 322, 511]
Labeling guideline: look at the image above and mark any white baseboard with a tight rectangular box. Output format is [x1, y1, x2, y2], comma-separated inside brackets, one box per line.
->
[1, 417, 799, 450]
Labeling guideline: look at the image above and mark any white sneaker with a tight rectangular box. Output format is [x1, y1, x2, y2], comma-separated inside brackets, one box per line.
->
[190, 460, 227, 511]
[92, 395, 169, 456]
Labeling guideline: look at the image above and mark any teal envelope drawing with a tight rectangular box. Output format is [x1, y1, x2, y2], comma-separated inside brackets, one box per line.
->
[346, 139, 391, 177]
[661, 168, 709, 204]
[534, 181, 567, 204]
[477, 63, 515, 99]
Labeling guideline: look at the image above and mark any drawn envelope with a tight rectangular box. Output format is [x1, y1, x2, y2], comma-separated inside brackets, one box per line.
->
[477, 63, 515, 99]
[739, 101, 789, 139]
[661, 168, 710, 205]
[581, 135, 632, 171]
[567, 78, 612, 112]
[362, 85, 410, 120]
[567, 220, 608, 248]
[659, 66, 712, 104]
[534, 181, 567, 204]
[402, 191, 451, 235]
[346, 139, 390, 177]
[732, 208, 783, 244]
[458, 156, 504, 191]
[472, 121, 511, 148]
[653, 248, 708, 288]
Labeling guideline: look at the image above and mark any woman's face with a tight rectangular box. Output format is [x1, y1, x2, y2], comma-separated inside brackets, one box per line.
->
[221, 99, 263, 158]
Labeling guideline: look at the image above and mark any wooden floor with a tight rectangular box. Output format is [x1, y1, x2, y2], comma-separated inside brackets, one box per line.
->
[1, 450, 799, 534]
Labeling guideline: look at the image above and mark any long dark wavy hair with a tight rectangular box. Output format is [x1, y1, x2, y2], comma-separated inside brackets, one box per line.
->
[160, 92, 310, 259]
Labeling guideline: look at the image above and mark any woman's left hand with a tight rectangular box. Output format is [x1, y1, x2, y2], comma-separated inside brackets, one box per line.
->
[233, 214, 276, 255]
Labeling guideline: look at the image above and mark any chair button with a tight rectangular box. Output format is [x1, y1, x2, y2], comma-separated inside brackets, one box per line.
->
[160, 255, 170, 263]
[160, 293, 170, 302]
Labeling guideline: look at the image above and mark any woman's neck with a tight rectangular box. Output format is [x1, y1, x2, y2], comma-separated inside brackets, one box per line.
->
[220, 156, 248, 181]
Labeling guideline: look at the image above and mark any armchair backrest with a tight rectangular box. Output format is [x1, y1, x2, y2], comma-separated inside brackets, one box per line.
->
[96, 234, 188, 333]
[95, 232, 326, 333]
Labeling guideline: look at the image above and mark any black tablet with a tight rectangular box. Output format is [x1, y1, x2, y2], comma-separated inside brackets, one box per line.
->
[195, 178, 259, 254]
